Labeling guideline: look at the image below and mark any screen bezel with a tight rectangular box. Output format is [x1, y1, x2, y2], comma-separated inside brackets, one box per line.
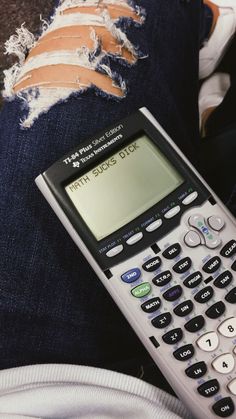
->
[43, 110, 209, 270]
[65, 134, 185, 241]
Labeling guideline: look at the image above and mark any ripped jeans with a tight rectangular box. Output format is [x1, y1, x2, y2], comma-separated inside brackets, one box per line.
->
[1, 0, 204, 393]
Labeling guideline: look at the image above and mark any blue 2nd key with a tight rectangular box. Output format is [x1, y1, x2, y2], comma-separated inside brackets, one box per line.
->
[121, 268, 141, 283]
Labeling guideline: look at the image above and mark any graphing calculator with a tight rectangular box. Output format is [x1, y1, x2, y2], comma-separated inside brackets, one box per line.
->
[36, 107, 236, 418]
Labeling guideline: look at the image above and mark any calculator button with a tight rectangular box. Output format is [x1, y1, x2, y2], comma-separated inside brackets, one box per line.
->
[184, 230, 201, 248]
[183, 271, 202, 289]
[146, 219, 162, 232]
[194, 286, 214, 304]
[185, 361, 207, 379]
[184, 315, 205, 333]
[218, 318, 236, 337]
[173, 257, 192, 274]
[197, 379, 220, 398]
[163, 285, 183, 302]
[106, 245, 123, 257]
[131, 282, 151, 298]
[188, 214, 221, 249]
[152, 271, 172, 287]
[121, 268, 141, 283]
[208, 215, 225, 231]
[212, 354, 235, 374]
[162, 243, 181, 259]
[182, 191, 198, 205]
[228, 379, 236, 395]
[220, 240, 236, 258]
[126, 232, 143, 246]
[164, 206, 181, 219]
[174, 300, 194, 317]
[214, 271, 233, 289]
[141, 297, 161, 313]
[162, 328, 183, 345]
[196, 331, 219, 352]
[212, 397, 235, 417]
[202, 256, 221, 274]
[151, 312, 172, 329]
[206, 301, 226, 319]
[142, 257, 162, 272]
[225, 287, 236, 304]
[231, 261, 236, 271]
[173, 344, 194, 361]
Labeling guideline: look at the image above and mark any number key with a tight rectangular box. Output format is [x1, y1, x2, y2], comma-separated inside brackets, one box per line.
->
[218, 318, 236, 338]
[196, 331, 219, 352]
[212, 354, 235, 374]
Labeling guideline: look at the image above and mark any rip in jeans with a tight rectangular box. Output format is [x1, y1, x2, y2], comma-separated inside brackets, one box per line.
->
[3, 0, 146, 128]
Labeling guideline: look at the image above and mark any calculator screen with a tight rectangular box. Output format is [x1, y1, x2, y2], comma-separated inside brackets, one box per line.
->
[65, 134, 184, 240]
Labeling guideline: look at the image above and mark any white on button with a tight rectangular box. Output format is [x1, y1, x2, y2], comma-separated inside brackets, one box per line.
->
[196, 331, 219, 352]
[126, 232, 143, 246]
[228, 379, 236, 395]
[164, 206, 181, 219]
[218, 317, 236, 338]
[208, 215, 225, 231]
[106, 245, 123, 258]
[212, 353, 235, 374]
[146, 219, 162, 233]
[182, 191, 198, 206]
[184, 230, 201, 247]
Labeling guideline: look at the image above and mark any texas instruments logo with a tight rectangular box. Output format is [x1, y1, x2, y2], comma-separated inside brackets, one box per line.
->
[73, 161, 80, 168]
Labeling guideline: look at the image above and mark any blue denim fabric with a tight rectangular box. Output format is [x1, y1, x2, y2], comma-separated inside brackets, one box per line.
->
[0, 0, 202, 390]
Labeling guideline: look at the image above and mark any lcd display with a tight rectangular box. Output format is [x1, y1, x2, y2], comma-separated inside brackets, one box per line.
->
[65, 134, 184, 240]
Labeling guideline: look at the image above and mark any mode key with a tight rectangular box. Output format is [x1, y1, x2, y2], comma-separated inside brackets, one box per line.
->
[173, 257, 192, 274]
[203, 256, 221, 274]
[162, 243, 181, 260]
[142, 257, 162, 272]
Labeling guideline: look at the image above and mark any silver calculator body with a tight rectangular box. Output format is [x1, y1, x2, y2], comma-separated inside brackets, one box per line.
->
[36, 108, 236, 419]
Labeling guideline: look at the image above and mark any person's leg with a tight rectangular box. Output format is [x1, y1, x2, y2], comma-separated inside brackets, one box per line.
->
[0, 0, 202, 392]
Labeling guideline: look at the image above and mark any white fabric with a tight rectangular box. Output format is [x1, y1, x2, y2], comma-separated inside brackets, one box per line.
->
[0, 364, 192, 418]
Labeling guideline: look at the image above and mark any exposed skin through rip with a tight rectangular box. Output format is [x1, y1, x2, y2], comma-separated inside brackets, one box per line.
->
[14, 64, 124, 97]
[61, 5, 141, 22]
[26, 26, 134, 63]
[12, 2, 141, 95]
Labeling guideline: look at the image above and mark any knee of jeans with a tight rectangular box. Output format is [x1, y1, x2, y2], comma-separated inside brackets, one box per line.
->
[3, 0, 146, 128]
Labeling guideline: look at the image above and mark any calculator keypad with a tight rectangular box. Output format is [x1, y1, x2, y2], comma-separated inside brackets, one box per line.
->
[115, 205, 236, 418]
[185, 361, 207, 379]
[197, 379, 220, 397]
[205, 301, 226, 319]
[184, 315, 205, 333]
[196, 332, 219, 352]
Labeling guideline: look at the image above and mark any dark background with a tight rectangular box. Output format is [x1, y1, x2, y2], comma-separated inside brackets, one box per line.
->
[0, 0, 54, 104]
